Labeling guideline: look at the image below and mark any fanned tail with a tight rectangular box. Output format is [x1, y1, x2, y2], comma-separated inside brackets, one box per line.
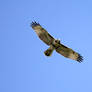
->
[44, 45, 54, 56]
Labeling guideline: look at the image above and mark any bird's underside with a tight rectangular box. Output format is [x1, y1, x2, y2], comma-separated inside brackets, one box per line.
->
[31, 21, 83, 62]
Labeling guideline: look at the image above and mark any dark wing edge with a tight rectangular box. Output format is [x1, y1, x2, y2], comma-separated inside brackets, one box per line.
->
[77, 53, 83, 63]
[31, 21, 41, 28]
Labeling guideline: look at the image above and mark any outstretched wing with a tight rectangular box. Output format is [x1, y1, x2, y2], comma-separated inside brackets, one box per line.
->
[31, 21, 83, 62]
[31, 21, 55, 45]
[54, 42, 83, 62]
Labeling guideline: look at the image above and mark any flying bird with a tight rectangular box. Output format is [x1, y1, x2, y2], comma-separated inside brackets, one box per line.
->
[31, 21, 83, 62]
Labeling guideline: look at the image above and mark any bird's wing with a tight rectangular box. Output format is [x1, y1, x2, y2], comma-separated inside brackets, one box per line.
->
[31, 21, 55, 45]
[54, 42, 83, 62]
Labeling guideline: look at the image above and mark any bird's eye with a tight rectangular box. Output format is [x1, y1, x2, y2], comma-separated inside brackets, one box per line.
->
[55, 40, 57, 42]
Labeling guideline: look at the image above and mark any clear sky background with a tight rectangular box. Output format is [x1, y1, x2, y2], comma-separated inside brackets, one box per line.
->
[0, 0, 92, 92]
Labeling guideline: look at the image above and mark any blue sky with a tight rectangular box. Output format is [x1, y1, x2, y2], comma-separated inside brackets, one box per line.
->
[0, 0, 92, 92]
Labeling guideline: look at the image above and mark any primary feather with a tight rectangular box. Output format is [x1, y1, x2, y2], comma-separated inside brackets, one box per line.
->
[31, 21, 83, 62]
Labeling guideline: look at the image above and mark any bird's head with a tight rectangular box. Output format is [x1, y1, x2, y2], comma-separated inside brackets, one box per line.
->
[55, 39, 60, 44]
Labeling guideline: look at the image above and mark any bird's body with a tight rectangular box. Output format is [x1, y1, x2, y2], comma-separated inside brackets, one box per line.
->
[31, 21, 83, 62]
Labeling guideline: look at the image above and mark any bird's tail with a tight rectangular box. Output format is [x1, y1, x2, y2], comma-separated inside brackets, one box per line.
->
[44, 45, 55, 56]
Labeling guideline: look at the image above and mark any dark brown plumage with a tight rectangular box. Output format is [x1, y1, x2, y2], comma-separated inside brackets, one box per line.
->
[31, 21, 83, 62]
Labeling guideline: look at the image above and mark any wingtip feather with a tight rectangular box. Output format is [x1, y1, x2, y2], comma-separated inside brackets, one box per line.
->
[77, 54, 83, 63]
[31, 21, 40, 28]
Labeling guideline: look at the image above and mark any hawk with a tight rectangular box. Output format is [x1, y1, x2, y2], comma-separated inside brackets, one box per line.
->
[31, 21, 83, 62]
